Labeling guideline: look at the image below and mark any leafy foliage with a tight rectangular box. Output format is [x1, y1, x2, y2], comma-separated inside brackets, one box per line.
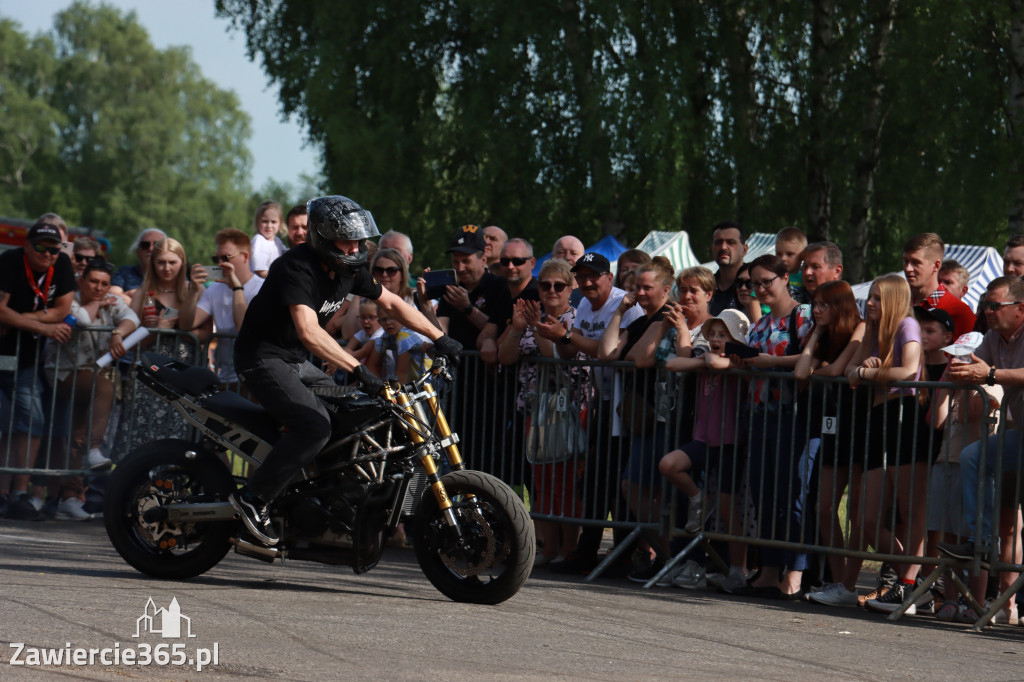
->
[216, 0, 1024, 277]
[0, 3, 254, 264]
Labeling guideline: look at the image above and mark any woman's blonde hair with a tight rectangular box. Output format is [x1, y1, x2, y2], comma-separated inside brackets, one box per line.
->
[867, 274, 913, 382]
[675, 266, 715, 294]
[636, 256, 676, 289]
[539, 258, 573, 285]
[142, 238, 190, 302]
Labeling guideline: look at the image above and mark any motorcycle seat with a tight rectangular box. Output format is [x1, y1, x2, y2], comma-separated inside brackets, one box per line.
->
[202, 390, 282, 443]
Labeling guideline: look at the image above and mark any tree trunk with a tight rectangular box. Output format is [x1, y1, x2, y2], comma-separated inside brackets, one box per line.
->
[1007, 0, 1024, 236]
[806, 0, 835, 242]
[846, 0, 896, 284]
[720, 3, 759, 225]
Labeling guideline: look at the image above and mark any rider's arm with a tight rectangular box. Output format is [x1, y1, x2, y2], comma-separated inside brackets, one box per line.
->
[375, 287, 444, 342]
[291, 304, 362, 372]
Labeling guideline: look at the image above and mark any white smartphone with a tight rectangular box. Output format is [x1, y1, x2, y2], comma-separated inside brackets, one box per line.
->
[203, 265, 223, 280]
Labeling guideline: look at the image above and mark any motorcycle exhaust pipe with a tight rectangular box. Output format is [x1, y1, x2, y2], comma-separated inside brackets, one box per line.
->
[230, 537, 280, 563]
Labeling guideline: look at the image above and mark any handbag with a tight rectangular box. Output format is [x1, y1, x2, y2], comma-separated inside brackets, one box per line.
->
[525, 387, 586, 464]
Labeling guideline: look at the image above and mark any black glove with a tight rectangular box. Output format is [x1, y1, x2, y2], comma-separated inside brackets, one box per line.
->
[352, 364, 385, 396]
[433, 334, 463, 364]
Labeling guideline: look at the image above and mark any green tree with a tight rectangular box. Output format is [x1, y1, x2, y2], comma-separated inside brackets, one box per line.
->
[0, 3, 254, 264]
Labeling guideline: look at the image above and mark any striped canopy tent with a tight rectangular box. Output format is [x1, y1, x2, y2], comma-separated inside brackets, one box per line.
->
[851, 244, 1003, 311]
[633, 230, 702, 276]
[532, 234, 628, 276]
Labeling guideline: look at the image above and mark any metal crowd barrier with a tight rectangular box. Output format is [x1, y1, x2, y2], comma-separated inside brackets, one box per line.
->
[5, 330, 1024, 630]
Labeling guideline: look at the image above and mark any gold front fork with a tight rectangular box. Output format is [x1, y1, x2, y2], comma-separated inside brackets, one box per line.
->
[392, 388, 458, 524]
[421, 384, 465, 471]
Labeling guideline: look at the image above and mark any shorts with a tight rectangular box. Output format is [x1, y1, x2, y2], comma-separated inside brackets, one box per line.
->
[855, 396, 930, 471]
[531, 461, 581, 517]
[622, 422, 668, 486]
[926, 462, 968, 537]
[0, 365, 48, 437]
[677, 440, 744, 495]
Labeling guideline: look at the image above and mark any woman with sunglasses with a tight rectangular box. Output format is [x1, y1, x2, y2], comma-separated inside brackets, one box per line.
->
[740, 253, 813, 598]
[734, 263, 763, 324]
[499, 258, 588, 566]
[71, 237, 102, 278]
[44, 259, 138, 518]
[843, 274, 928, 614]
[793, 281, 866, 607]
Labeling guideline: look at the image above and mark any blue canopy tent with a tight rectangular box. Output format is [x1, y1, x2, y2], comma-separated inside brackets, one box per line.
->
[532, 234, 628, 276]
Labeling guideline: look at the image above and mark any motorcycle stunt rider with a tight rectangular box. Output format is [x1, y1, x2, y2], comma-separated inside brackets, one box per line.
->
[230, 195, 462, 546]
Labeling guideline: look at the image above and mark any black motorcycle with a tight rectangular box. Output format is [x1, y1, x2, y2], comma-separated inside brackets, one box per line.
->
[104, 352, 534, 604]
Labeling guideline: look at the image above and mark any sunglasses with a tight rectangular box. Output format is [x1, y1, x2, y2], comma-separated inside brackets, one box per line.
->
[373, 266, 401, 277]
[84, 259, 115, 274]
[500, 257, 530, 267]
[980, 300, 1022, 312]
[32, 243, 61, 256]
[138, 240, 157, 250]
[539, 281, 569, 293]
[74, 253, 96, 263]
[735, 278, 753, 290]
[212, 253, 241, 264]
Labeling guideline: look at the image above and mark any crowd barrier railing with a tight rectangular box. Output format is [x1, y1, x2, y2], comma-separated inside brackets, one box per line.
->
[5, 332, 1024, 630]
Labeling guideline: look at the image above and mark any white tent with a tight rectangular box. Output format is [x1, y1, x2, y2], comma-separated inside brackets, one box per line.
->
[634, 230, 702, 275]
[850, 244, 1001, 311]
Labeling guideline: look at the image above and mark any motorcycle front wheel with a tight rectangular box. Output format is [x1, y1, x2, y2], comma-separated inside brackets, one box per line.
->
[413, 469, 535, 604]
[104, 439, 238, 579]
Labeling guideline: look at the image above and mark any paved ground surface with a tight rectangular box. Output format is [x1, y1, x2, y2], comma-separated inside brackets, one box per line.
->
[1, 520, 1022, 680]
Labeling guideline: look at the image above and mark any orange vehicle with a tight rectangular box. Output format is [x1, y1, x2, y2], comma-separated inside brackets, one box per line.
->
[0, 215, 110, 254]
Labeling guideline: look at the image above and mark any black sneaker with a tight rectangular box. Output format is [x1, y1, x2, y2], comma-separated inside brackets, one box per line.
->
[5, 494, 42, 521]
[866, 582, 916, 614]
[229, 491, 279, 546]
[628, 558, 666, 584]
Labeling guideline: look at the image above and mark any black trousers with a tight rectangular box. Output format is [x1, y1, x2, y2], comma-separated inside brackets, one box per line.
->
[238, 357, 335, 502]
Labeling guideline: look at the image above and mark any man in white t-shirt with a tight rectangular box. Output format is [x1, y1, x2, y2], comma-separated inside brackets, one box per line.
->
[536, 251, 642, 575]
[180, 228, 265, 383]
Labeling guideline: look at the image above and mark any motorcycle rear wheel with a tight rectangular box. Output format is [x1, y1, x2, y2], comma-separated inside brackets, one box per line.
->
[104, 439, 238, 579]
[413, 470, 535, 604]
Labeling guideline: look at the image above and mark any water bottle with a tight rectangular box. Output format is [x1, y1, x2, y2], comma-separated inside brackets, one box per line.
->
[143, 292, 157, 320]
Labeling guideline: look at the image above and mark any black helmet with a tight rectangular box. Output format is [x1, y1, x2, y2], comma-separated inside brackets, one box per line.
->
[306, 195, 380, 274]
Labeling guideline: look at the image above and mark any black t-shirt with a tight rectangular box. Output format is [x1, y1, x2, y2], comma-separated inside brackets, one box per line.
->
[709, 274, 740, 317]
[234, 244, 382, 366]
[621, 305, 668, 359]
[0, 248, 76, 366]
[504, 278, 540, 329]
[436, 271, 513, 347]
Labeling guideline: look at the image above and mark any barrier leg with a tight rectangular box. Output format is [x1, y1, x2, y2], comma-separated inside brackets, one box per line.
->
[585, 526, 641, 583]
[972, 568, 1024, 632]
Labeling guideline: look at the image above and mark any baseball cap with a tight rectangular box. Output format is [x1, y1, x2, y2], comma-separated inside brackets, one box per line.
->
[446, 224, 487, 254]
[941, 331, 984, 361]
[28, 221, 62, 245]
[570, 252, 611, 274]
[914, 306, 954, 336]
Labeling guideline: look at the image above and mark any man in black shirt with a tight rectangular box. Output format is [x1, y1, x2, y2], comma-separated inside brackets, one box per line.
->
[0, 221, 76, 519]
[231, 196, 461, 545]
[708, 221, 749, 316]
[435, 224, 512, 365]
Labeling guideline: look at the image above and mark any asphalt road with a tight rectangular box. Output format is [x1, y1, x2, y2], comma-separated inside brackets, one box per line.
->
[1, 519, 1022, 681]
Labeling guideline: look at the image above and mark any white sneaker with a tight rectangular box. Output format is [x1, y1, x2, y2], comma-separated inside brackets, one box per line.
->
[671, 560, 707, 589]
[55, 497, 91, 521]
[27, 496, 44, 512]
[993, 602, 1019, 625]
[807, 582, 859, 607]
[87, 448, 112, 471]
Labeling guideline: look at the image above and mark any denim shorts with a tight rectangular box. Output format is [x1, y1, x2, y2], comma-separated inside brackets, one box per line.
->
[0, 365, 48, 436]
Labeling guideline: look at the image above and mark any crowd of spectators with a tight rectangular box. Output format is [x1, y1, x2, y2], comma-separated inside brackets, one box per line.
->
[4, 206, 1024, 627]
